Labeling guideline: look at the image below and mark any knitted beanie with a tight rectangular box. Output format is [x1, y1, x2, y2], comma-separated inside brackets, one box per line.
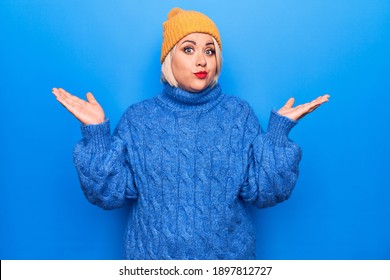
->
[161, 7, 222, 63]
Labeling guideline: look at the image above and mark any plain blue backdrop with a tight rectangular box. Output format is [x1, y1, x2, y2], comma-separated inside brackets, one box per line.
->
[1, 0, 389, 259]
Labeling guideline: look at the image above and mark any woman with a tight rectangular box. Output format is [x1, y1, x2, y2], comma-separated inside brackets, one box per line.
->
[52, 7, 329, 259]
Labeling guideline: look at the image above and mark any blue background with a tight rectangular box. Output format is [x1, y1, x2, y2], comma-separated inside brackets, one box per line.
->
[1, 0, 389, 259]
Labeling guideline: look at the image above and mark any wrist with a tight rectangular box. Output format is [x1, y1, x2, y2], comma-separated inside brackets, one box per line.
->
[266, 110, 298, 144]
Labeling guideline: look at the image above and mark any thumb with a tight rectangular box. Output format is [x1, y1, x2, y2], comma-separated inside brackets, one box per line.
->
[86, 92, 98, 104]
[283, 97, 295, 109]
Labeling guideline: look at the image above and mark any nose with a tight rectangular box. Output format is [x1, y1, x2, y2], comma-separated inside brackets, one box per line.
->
[196, 52, 207, 67]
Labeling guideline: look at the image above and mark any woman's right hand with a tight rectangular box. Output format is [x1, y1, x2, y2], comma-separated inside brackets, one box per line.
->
[52, 88, 105, 125]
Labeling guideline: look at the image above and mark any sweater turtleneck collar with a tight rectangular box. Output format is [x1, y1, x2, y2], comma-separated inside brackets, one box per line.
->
[156, 83, 223, 111]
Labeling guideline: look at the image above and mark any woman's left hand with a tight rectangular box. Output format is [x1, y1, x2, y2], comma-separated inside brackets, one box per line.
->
[278, 94, 330, 121]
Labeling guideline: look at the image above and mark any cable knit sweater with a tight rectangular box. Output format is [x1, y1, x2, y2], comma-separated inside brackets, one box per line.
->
[73, 83, 302, 260]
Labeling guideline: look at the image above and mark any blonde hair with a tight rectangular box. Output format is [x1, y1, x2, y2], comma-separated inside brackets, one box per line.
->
[161, 36, 223, 89]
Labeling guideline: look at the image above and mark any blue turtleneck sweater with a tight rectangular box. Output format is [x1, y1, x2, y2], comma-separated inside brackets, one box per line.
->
[73, 83, 302, 259]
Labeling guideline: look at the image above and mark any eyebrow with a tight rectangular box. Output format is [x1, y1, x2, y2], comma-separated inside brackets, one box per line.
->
[181, 40, 215, 46]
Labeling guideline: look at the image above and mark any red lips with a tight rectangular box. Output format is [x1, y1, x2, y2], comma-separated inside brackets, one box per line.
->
[194, 71, 207, 79]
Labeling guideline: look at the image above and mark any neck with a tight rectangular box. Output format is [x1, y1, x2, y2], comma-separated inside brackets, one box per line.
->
[157, 83, 223, 111]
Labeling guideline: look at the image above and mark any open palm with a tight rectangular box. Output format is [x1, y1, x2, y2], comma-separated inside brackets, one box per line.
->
[278, 94, 330, 121]
[52, 88, 105, 125]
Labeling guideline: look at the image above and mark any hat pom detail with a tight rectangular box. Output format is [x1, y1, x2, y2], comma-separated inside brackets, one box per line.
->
[168, 7, 183, 19]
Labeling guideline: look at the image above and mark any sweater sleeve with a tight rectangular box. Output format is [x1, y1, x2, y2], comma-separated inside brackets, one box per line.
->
[73, 111, 138, 210]
[239, 109, 302, 208]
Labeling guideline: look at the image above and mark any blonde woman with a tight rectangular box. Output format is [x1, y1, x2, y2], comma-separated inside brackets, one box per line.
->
[52, 8, 329, 259]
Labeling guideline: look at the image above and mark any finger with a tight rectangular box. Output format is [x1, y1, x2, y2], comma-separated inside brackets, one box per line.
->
[312, 94, 330, 105]
[52, 87, 65, 96]
[307, 104, 320, 113]
[55, 90, 84, 110]
[57, 88, 67, 95]
[58, 88, 77, 100]
[295, 105, 317, 120]
[302, 101, 320, 113]
[58, 97, 87, 118]
[291, 94, 330, 120]
[86, 92, 98, 104]
[315, 95, 329, 104]
[282, 97, 295, 109]
[53, 88, 69, 105]
[55, 88, 68, 101]
[305, 96, 327, 111]
[56, 89, 86, 106]
[56, 93, 76, 109]
[320, 94, 330, 103]
[68, 93, 86, 105]
[299, 97, 327, 116]
[52, 88, 60, 98]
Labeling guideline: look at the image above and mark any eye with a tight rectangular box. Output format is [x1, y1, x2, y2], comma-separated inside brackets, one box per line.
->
[205, 48, 215, 56]
[183, 47, 194, 54]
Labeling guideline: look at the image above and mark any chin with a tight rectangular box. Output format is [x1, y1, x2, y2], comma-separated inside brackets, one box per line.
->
[187, 81, 212, 93]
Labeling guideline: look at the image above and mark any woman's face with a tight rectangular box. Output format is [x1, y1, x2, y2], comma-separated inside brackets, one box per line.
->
[171, 33, 217, 92]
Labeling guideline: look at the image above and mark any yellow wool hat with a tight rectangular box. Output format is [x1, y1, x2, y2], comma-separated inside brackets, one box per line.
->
[161, 7, 222, 63]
